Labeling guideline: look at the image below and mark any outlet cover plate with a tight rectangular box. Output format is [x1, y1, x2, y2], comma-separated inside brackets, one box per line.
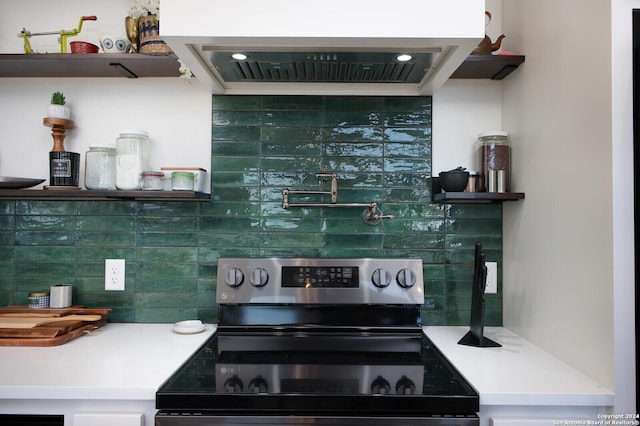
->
[485, 261, 498, 294]
[105, 259, 125, 291]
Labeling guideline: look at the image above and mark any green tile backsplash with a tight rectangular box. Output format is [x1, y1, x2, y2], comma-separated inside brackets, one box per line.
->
[0, 95, 502, 326]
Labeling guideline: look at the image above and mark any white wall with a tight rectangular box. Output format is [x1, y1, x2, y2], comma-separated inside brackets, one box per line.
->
[501, 0, 635, 412]
[0, 0, 211, 192]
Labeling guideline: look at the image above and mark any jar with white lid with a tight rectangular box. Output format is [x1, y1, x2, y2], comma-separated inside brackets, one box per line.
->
[85, 146, 116, 190]
[475, 131, 511, 192]
[116, 130, 150, 190]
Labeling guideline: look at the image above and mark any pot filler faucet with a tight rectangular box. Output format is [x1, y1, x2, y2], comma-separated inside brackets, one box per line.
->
[281, 173, 395, 226]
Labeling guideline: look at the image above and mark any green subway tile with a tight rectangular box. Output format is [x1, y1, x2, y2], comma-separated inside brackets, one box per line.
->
[137, 232, 199, 247]
[74, 247, 136, 262]
[262, 95, 323, 111]
[0, 215, 14, 230]
[383, 97, 432, 111]
[138, 247, 198, 263]
[322, 111, 382, 127]
[136, 201, 201, 217]
[263, 141, 322, 156]
[136, 307, 198, 323]
[77, 201, 135, 215]
[76, 216, 136, 231]
[383, 187, 431, 203]
[15, 215, 76, 231]
[137, 216, 199, 232]
[213, 140, 262, 156]
[211, 172, 261, 187]
[384, 158, 430, 173]
[384, 173, 430, 187]
[198, 232, 261, 248]
[211, 156, 261, 172]
[262, 232, 323, 248]
[384, 111, 433, 127]
[137, 261, 197, 278]
[137, 276, 198, 293]
[0, 247, 15, 261]
[199, 216, 260, 232]
[383, 233, 445, 249]
[0, 201, 16, 215]
[324, 156, 383, 173]
[212, 125, 261, 141]
[136, 292, 197, 308]
[213, 95, 262, 111]
[384, 127, 431, 142]
[445, 218, 502, 234]
[76, 230, 136, 247]
[325, 126, 384, 142]
[0, 231, 15, 245]
[15, 246, 75, 262]
[209, 186, 260, 202]
[200, 201, 260, 217]
[261, 217, 322, 232]
[323, 97, 385, 112]
[213, 110, 260, 126]
[263, 110, 323, 126]
[323, 142, 383, 157]
[261, 126, 324, 142]
[15, 200, 77, 215]
[262, 156, 324, 172]
[384, 142, 431, 157]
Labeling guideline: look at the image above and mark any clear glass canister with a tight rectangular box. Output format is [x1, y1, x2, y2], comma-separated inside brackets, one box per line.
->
[475, 131, 511, 192]
[116, 130, 150, 190]
[85, 146, 116, 190]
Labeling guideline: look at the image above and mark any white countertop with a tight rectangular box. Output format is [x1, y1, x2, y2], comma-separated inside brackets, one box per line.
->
[0, 323, 614, 411]
[424, 326, 615, 407]
[0, 323, 215, 401]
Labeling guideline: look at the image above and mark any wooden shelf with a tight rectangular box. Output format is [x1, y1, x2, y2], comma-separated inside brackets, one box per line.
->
[0, 53, 180, 78]
[0, 189, 210, 201]
[450, 54, 525, 80]
[0, 53, 523, 80]
[433, 191, 525, 203]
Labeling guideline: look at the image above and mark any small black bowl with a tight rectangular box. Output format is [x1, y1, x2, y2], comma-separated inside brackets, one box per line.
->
[438, 171, 469, 192]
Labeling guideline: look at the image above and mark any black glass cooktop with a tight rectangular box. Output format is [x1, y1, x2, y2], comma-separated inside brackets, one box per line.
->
[156, 332, 479, 416]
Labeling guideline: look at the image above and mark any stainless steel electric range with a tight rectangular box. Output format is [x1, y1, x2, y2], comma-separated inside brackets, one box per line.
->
[156, 257, 479, 425]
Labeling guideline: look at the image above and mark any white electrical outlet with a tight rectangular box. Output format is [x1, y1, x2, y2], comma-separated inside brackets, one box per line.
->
[105, 259, 125, 291]
[485, 261, 498, 294]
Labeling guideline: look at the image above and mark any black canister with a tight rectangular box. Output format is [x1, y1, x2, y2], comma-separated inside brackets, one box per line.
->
[49, 151, 80, 187]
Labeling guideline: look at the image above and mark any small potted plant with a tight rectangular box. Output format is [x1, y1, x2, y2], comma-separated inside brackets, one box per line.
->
[47, 91, 71, 120]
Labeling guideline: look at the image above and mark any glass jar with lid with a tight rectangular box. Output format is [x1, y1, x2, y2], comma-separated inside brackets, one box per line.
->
[475, 131, 511, 192]
[85, 146, 116, 190]
[116, 129, 150, 190]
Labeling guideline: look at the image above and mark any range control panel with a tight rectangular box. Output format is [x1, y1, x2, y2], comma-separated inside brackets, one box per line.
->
[216, 257, 424, 305]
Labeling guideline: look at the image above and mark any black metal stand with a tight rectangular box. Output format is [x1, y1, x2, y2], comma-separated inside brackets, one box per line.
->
[458, 241, 502, 348]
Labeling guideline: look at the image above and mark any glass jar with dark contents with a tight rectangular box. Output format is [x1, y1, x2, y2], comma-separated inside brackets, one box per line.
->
[475, 131, 511, 192]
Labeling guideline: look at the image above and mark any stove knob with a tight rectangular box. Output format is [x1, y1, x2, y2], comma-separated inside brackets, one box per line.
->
[248, 376, 269, 393]
[371, 268, 391, 288]
[371, 376, 391, 395]
[250, 268, 269, 287]
[395, 376, 416, 395]
[396, 269, 416, 288]
[225, 268, 244, 287]
[223, 375, 244, 393]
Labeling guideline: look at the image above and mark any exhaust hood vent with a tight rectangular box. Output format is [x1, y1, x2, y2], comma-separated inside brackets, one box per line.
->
[161, 0, 484, 96]
[209, 51, 438, 83]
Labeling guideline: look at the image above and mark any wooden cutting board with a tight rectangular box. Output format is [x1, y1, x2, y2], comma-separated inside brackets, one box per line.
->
[0, 320, 87, 338]
[0, 315, 102, 329]
[0, 318, 108, 347]
[0, 305, 111, 318]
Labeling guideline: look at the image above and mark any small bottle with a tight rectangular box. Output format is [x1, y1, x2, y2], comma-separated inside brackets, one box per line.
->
[475, 131, 511, 192]
[85, 146, 116, 190]
[116, 130, 150, 190]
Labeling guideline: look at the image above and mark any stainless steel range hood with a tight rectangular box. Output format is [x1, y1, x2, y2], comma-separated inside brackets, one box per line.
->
[161, 0, 485, 96]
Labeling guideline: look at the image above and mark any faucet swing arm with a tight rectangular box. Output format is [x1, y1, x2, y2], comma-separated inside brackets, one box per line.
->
[281, 173, 395, 225]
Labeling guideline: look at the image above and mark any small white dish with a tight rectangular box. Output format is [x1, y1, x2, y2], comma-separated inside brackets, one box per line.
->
[173, 320, 206, 334]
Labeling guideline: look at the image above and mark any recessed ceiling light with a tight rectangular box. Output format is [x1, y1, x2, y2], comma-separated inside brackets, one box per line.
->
[231, 53, 248, 61]
[396, 54, 413, 62]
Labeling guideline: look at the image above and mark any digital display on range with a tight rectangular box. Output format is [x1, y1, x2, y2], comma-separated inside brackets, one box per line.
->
[282, 266, 359, 288]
